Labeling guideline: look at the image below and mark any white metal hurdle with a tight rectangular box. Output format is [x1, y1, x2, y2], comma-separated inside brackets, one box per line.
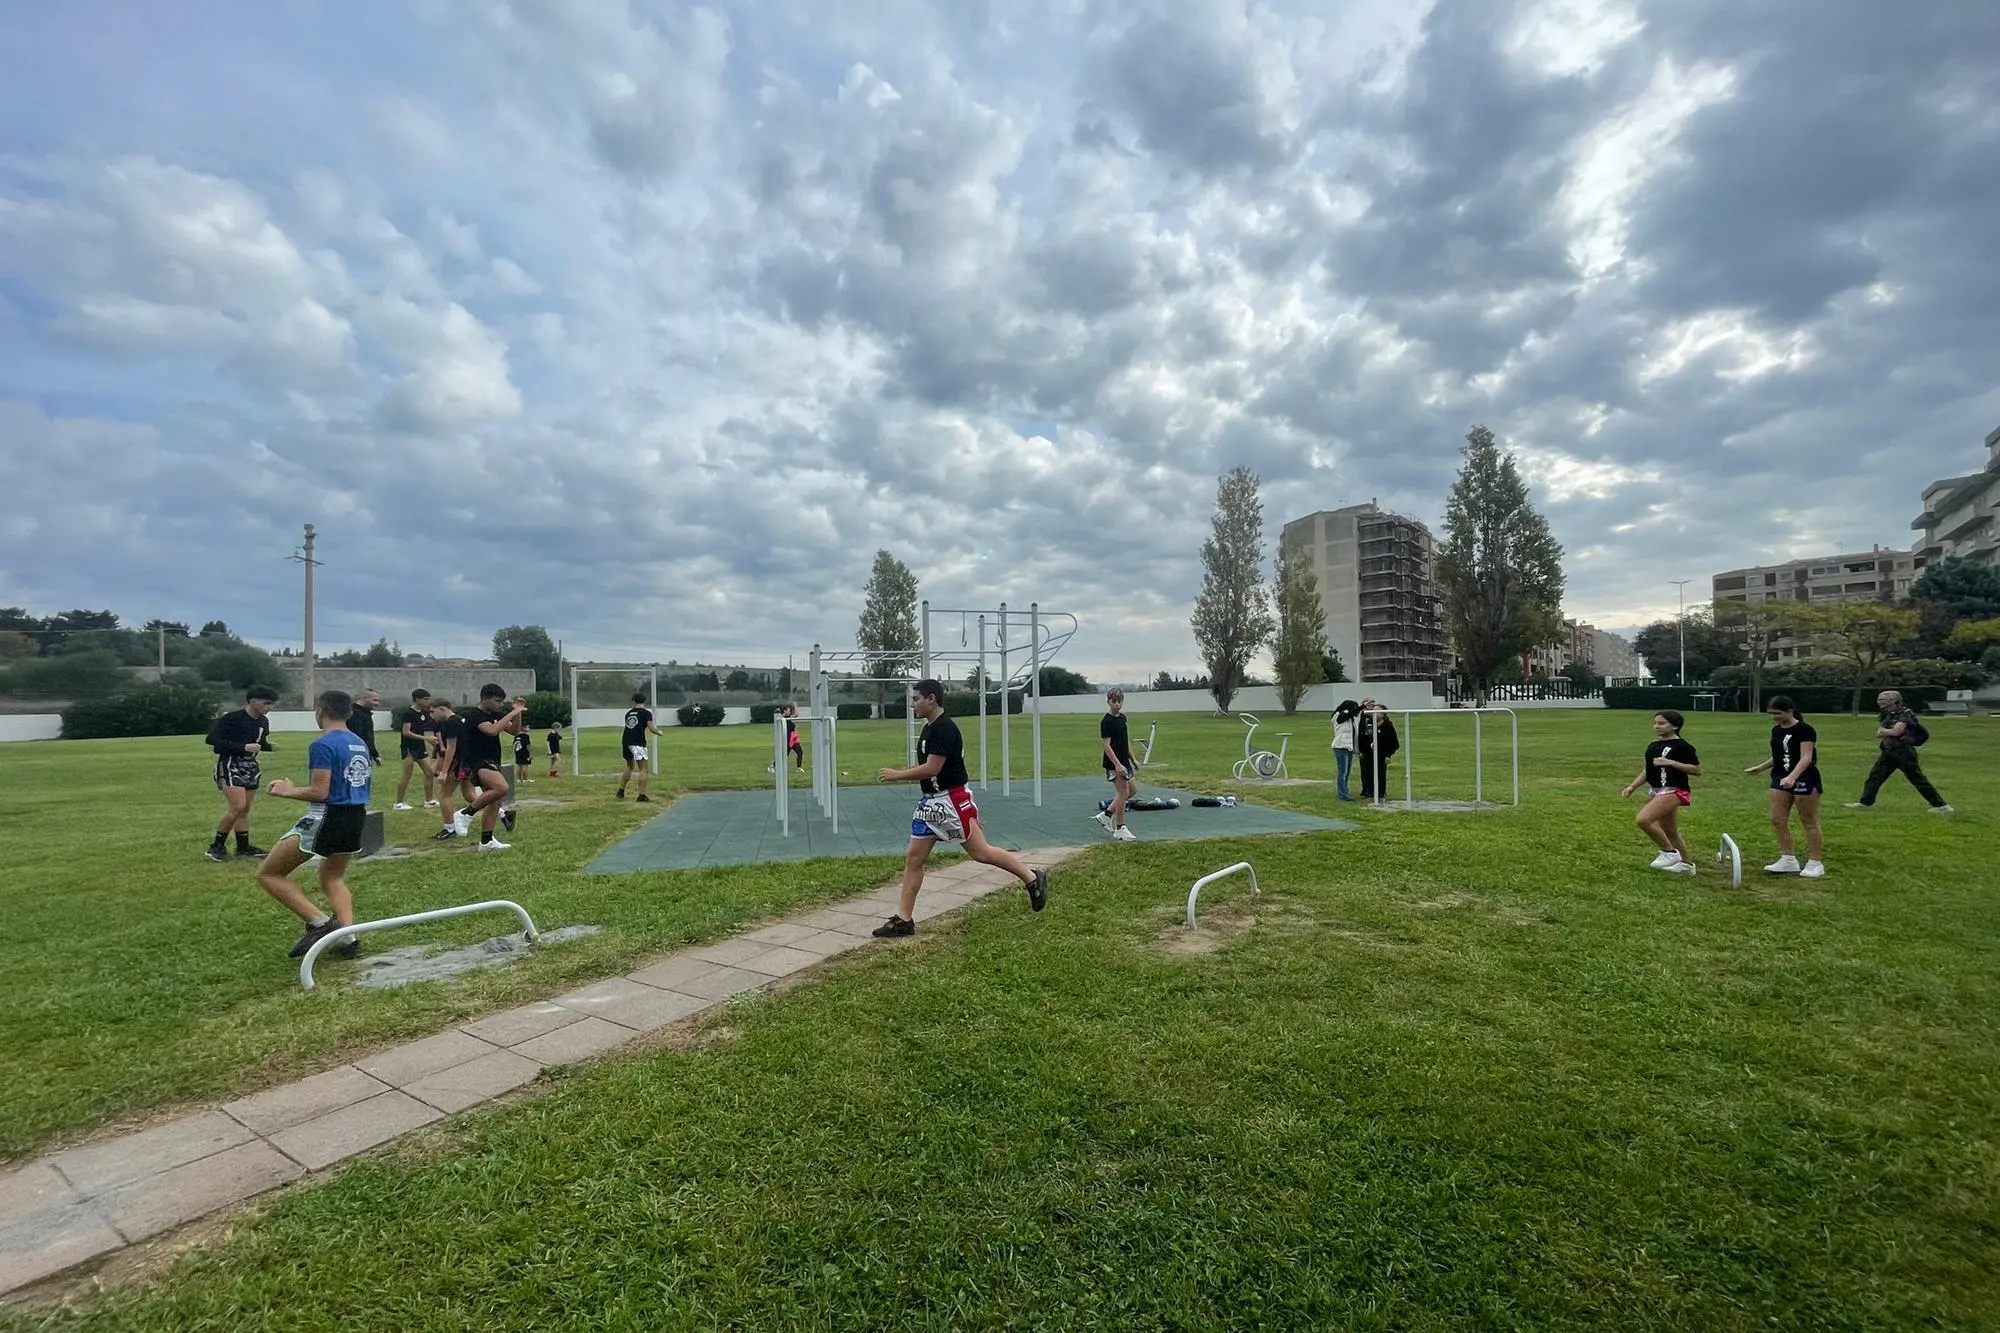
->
[1365, 706, 1521, 810]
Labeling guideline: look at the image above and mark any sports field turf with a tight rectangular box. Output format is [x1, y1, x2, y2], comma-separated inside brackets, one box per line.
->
[2, 708, 1996, 1328]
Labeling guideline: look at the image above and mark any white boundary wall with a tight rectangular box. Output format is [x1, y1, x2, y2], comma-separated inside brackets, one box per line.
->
[0, 715, 61, 742]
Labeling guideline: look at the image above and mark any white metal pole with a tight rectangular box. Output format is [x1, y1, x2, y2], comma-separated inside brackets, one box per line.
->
[999, 601, 1010, 797]
[921, 599, 931, 689]
[1404, 711, 1413, 808]
[649, 666, 660, 769]
[1672, 579, 1690, 685]
[1474, 709, 1484, 805]
[977, 614, 989, 789]
[1031, 602, 1043, 806]
[570, 665, 580, 776]
[810, 646, 823, 811]
[774, 713, 788, 832]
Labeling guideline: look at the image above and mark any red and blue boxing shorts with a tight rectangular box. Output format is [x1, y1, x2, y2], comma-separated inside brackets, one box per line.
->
[912, 786, 978, 843]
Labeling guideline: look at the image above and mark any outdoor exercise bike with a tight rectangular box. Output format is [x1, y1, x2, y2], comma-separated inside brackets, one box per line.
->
[1230, 714, 1290, 780]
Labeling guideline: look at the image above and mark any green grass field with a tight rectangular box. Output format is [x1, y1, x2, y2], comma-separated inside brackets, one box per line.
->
[3, 709, 1997, 1329]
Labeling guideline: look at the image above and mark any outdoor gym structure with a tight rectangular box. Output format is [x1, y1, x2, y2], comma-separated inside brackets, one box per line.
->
[1365, 706, 1520, 810]
[567, 665, 660, 777]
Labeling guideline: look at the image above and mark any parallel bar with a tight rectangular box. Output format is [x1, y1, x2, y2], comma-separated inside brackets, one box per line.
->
[301, 900, 540, 992]
[1187, 861, 1258, 929]
[1031, 602, 1043, 807]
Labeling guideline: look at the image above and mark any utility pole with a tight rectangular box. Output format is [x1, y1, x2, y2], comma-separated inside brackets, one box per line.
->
[291, 524, 322, 707]
[157, 622, 166, 674]
[1671, 579, 1691, 686]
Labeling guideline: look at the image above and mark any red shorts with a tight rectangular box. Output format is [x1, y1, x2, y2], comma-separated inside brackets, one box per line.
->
[1649, 787, 1691, 807]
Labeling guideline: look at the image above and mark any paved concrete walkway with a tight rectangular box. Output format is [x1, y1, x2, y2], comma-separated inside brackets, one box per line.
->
[0, 847, 1084, 1298]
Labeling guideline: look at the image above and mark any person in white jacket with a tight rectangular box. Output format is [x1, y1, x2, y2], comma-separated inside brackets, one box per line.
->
[1331, 699, 1360, 801]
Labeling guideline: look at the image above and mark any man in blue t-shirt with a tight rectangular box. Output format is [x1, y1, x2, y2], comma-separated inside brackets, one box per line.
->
[255, 689, 375, 962]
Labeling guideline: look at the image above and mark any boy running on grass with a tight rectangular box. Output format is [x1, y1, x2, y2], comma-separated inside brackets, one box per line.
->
[429, 698, 473, 841]
[206, 685, 280, 861]
[1621, 710, 1701, 875]
[1093, 689, 1139, 841]
[873, 678, 1047, 938]
[1745, 695, 1827, 879]
[546, 720, 564, 777]
[450, 684, 525, 849]
[256, 689, 371, 961]
[616, 692, 658, 802]
[392, 688, 436, 810]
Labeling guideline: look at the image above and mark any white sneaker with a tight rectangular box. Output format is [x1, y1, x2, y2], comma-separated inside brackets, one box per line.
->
[1764, 855, 1801, 875]
[1649, 850, 1682, 870]
[452, 810, 471, 837]
[1092, 810, 1114, 833]
[424, 799, 441, 808]
[1112, 825, 1137, 842]
[476, 838, 511, 852]
[392, 802, 413, 811]
[1844, 802, 1870, 809]
[1929, 804, 1955, 815]
[1666, 859, 1698, 876]
[1800, 860, 1826, 878]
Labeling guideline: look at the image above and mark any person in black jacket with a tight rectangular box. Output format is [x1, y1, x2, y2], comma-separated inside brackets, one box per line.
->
[206, 685, 280, 862]
[348, 688, 381, 770]
[1355, 698, 1400, 801]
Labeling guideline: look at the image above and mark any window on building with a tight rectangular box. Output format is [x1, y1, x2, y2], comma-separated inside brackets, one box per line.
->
[1714, 576, 1747, 592]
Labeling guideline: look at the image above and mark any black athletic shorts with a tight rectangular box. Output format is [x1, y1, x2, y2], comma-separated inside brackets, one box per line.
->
[1773, 773, 1823, 797]
[213, 755, 262, 790]
[401, 739, 429, 761]
[285, 803, 367, 857]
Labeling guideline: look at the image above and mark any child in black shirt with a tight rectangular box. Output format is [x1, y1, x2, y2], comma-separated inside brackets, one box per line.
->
[1621, 710, 1701, 875]
[1744, 695, 1825, 878]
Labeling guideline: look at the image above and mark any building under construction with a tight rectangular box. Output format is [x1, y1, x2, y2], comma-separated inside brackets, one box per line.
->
[1281, 502, 1448, 683]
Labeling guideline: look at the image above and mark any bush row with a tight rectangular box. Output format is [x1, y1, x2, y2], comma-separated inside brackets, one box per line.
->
[60, 685, 221, 739]
[676, 702, 727, 727]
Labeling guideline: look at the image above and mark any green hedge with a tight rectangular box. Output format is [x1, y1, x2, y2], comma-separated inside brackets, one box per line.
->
[882, 693, 1025, 719]
[676, 702, 727, 727]
[835, 703, 874, 721]
[1604, 685, 1949, 714]
[522, 691, 572, 729]
[61, 685, 221, 739]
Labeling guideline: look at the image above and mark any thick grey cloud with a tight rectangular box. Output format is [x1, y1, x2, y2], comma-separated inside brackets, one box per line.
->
[1, 0, 1996, 677]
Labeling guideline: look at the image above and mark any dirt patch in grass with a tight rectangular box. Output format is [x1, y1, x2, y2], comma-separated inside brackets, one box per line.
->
[1154, 896, 1321, 957]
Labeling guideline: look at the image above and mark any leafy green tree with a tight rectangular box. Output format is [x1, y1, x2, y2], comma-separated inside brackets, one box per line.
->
[1436, 426, 1566, 706]
[198, 645, 286, 694]
[143, 619, 191, 638]
[0, 649, 129, 699]
[492, 625, 560, 690]
[199, 620, 230, 637]
[51, 609, 120, 633]
[1790, 602, 1921, 714]
[1191, 467, 1274, 713]
[0, 630, 34, 660]
[1272, 546, 1328, 714]
[0, 608, 43, 632]
[725, 669, 753, 691]
[360, 637, 403, 668]
[1033, 665, 1094, 696]
[1319, 649, 1349, 685]
[856, 550, 920, 704]
[1633, 608, 1742, 685]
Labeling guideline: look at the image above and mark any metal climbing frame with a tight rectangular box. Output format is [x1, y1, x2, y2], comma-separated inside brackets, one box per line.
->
[774, 708, 838, 835]
[567, 665, 659, 777]
[1366, 707, 1521, 809]
[1187, 861, 1259, 929]
[299, 899, 541, 992]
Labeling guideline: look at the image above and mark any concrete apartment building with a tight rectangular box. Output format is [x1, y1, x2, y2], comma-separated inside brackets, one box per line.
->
[1912, 424, 2000, 568]
[1711, 546, 1919, 662]
[1520, 619, 1642, 682]
[1591, 627, 1643, 680]
[1280, 502, 1447, 682]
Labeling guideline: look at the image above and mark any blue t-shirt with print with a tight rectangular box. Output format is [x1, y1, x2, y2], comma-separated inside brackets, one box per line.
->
[308, 729, 373, 806]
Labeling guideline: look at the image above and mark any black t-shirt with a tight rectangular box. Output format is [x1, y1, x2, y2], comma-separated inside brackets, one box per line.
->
[401, 707, 431, 745]
[1100, 712, 1132, 768]
[1644, 738, 1698, 791]
[462, 707, 506, 767]
[513, 729, 532, 757]
[917, 714, 968, 795]
[208, 708, 272, 757]
[547, 729, 563, 754]
[1770, 720, 1819, 783]
[622, 707, 653, 748]
[435, 714, 467, 760]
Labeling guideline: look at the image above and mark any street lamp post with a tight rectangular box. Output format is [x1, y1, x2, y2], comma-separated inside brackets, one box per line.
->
[1671, 579, 1691, 686]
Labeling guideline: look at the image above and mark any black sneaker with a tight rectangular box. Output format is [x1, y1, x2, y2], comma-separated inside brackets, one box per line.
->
[334, 938, 362, 960]
[500, 807, 516, 833]
[287, 919, 342, 959]
[205, 843, 231, 863]
[235, 844, 268, 859]
[1026, 868, 1048, 913]
[615, 788, 626, 801]
[635, 793, 651, 804]
[872, 915, 916, 938]
[431, 827, 458, 841]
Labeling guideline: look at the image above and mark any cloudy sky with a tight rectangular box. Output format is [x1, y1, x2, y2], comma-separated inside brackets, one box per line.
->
[2, 0, 1996, 682]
